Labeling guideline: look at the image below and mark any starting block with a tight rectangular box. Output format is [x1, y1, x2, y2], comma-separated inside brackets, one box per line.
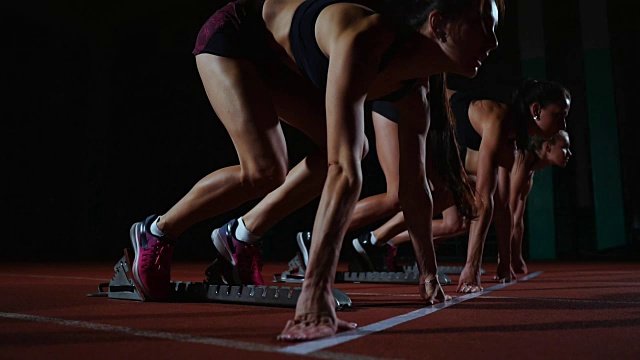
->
[273, 253, 306, 284]
[273, 254, 452, 285]
[341, 258, 451, 285]
[436, 265, 485, 275]
[336, 270, 421, 284]
[89, 250, 352, 310]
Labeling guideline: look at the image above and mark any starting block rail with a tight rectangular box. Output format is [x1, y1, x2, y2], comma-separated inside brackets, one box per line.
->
[89, 250, 352, 310]
[436, 266, 485, 275]
[273, 254, 452, 285]
[336, 270, 420, 284]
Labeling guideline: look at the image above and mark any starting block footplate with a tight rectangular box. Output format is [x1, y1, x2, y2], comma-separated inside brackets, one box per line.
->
[89, 250, 351, 310]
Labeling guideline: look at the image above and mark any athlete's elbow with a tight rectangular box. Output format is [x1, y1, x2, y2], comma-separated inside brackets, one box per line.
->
[398, 182, 432, 209]
[477, 196, 494, 218]
[326, 161, 362, 192]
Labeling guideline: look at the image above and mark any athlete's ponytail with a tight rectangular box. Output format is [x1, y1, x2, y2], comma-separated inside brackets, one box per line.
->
[428, 73, 477, 219]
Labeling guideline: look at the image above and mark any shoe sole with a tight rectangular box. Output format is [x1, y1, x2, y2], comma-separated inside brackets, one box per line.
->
[296, 232, 310, 268]
[129, 222, 149, 301]
[212, 228, 237, 266]
[352, 239, 375, 270]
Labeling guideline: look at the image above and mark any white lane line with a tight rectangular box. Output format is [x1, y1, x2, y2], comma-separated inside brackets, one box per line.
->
[280, 271, 543, 355]
[344, 293, 421, 297]
[0, 312, 389, 360]
[479, 295, 640, 305]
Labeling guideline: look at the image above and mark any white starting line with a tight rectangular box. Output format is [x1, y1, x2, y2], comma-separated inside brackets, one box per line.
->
[280, 271, 543, 355]
[0, 271, 543, 358]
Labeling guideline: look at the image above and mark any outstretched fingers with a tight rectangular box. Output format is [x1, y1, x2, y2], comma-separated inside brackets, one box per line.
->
[278, 319, 332, 341]
[456, 281, 483, 293]
[337, 318, 358, 330]
[513, 260, 529, 275]
[493, 266, 517, 283]
[278, 315, 356, 342]
[457, 265, 483, 293]
[420, 276, 451, 304]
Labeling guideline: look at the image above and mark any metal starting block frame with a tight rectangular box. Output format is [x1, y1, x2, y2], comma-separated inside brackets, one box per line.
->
[435, 265, 485, 275]
[273, 254, 452, 285]
[273, 252, 306, 284]
[336, 269, 451, 285]
[336, 270, 422, 284]
[169, 282, 351, 310]
[89, 250, 352, 310]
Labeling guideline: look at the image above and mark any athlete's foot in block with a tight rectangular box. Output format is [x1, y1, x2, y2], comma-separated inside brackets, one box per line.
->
[419, 274, 451, 304]
[512, 256, 528, 274]
[457, 265, 483, 293]
[278, 288, 357, 341]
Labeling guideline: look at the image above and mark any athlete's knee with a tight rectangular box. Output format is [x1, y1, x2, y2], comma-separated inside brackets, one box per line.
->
[241, 160, 287, 196]
[442, 213, 465, 235]
[327, 160, 362, 191]
[361, 136, 370, 160]
[384, 191, 401, 213]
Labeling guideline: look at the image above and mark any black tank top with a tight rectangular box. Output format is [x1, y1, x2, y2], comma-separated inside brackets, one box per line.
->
[450, 89, 525, 151]
[289, 0, 416, 101]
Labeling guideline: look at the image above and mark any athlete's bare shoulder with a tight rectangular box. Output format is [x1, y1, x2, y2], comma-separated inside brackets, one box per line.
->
[315, 3, 395, 57]
[264, 0, 394, 62]
[469, 99, 511, 130]
[263, 0, 305, 41]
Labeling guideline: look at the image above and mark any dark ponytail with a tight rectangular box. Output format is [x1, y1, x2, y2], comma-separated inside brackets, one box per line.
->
[378, 0, 505, 31]
[428, 73, 477, 219]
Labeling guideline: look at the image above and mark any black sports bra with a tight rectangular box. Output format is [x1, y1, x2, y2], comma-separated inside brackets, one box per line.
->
[450, 91, 525, 151]
[289, 0, 417, 101]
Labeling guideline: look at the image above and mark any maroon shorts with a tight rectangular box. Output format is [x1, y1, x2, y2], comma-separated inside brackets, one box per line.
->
[192, 0, 271, 63]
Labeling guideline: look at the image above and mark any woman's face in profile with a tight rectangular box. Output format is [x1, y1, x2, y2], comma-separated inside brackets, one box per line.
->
[548, 132, 572, 167]
[444, 0, 500, 78]
[537, 98, 570, 136]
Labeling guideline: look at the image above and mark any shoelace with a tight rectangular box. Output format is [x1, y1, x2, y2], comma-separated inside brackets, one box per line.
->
[153, 244, 174, 271]
[141, 241, 173, 271]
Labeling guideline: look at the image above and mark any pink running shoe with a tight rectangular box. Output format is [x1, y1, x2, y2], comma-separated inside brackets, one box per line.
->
[385, 244, 399, 272]
[212, 219, 264, 285]
[129, 215, 175, 301]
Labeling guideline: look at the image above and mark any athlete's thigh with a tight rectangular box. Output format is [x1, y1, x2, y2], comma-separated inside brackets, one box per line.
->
[372, 112, 400, 192]
[433, 187, 455, 215]
[495, 166, 510, 206]
[262, 62, 328, 150]
[196, 54, 287, 172]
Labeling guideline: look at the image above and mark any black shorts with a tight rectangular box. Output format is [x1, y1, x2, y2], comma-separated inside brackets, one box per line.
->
[371, 101, 399, 123]
[192, 0, 272, 63]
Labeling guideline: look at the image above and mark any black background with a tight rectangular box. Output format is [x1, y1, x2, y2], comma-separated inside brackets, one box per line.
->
[4, 0, 639, 262]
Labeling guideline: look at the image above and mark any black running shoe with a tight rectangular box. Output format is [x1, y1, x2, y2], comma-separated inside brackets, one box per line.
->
[352, 232, 398, 272]
[296, 231, 312, 268]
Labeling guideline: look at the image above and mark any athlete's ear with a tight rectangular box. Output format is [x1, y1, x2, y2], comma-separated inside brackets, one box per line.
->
[543, 141, 552, 153]
[428, 10, 447, 41]
[529, 102, 541, 120]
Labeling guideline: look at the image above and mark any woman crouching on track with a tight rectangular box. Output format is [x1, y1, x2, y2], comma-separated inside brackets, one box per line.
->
[506, 130, 572, 274]
[368, 130, 573, 276]
[451, 79, 571, 293]
[128, 0, 502, 341]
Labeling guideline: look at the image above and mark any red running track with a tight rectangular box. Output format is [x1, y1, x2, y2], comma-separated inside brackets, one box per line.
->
[1, 261, 639, 359]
